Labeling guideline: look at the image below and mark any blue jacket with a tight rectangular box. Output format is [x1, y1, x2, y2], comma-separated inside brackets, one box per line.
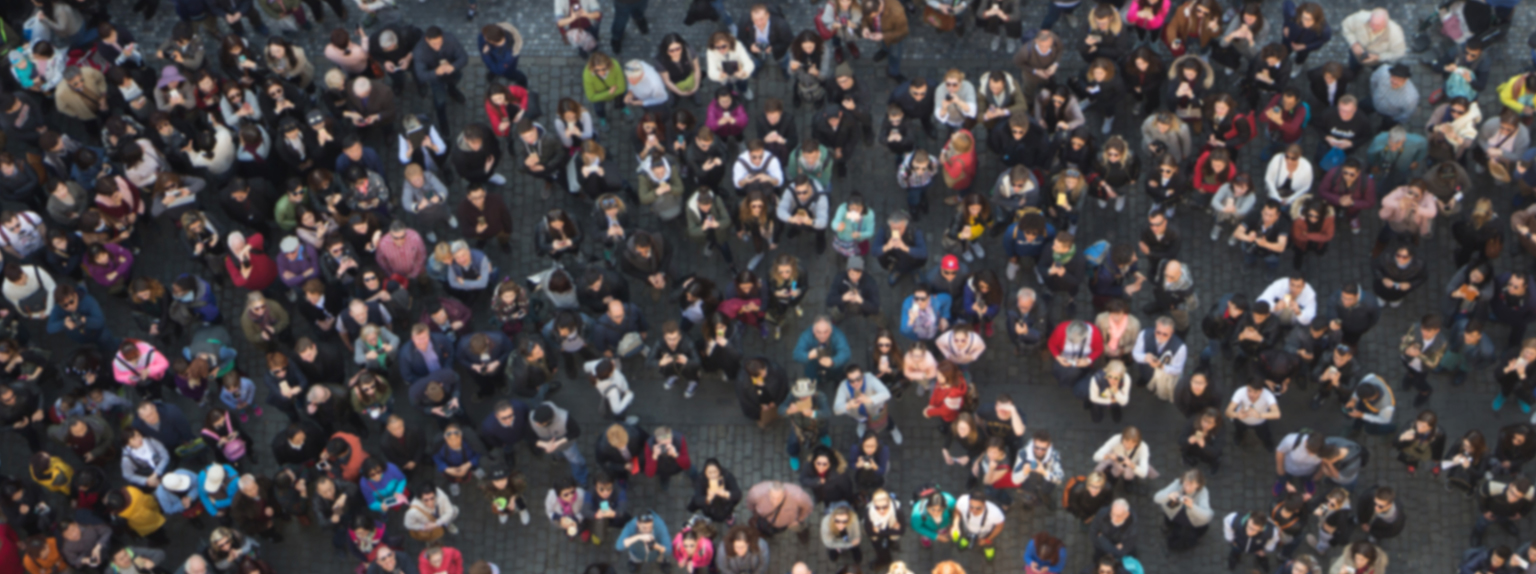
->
[615, 512, 671, 563]
[398, 333, 455, 383]
[1025, 538, 1067, 573]
[1002, 220, 1057, 260]
[793, 326, 850, 369]
[196, 464, 240, 517]
[46, 293, 107, 341]
[899, 294, 952, 341]
[177, 274, 221, 323]
[132, 401, 197, 450]
[432, 442, 482, 474]
[479, 34, 521, 77]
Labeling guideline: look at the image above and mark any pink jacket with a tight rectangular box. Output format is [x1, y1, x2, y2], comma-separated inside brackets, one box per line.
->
[113, 341, 169, 386]
[671, 532, 714, 571]
[1377, 187, 1438, 237]
[706, 103, 749, 138]
[1125, 0, 1172, 30]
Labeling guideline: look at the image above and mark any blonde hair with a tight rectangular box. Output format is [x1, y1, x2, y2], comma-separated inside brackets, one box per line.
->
[324, 68, 346, 90]
[432, 242, 453, 264]
[944, 69, 965, 82]
[947, 131, 974, 154]
[932, 561, 966, 574]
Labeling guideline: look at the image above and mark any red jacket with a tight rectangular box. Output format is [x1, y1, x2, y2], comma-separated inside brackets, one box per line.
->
[485, 85, 532, 138]
[643, 436, 692, 477]
[0, 524, 22, 574]
[1192, 150, 1235, 194]
[1261, 94, 1306, 144]
[419, 546, 464, 574]
[1047, 322, 1104, 361]
[923, 376, 969, 423]
[225, 233, 279, 292]
[324, 432, 370, 483]
[941, 131, 978, 191]
[1291, 213, 1335, 249]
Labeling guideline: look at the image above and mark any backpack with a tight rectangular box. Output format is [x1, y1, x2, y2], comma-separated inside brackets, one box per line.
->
[1082, 240, 1111, 271]
[911, 482, 943, 506]
[1060, 475, 1086, 509]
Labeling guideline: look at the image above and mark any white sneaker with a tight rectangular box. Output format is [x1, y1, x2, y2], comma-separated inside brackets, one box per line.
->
[446, 524, 459, 535]
[448, 216, 459, 229]
[990, 37, 1001, 52]
[500, 514, 510, 524]
[961, 250, 974, 262]
[971, 243, 985, 258]
[449, 483, 460, 497]
[489, 173, 507, 185]
[794, 305, 803, 317]
[857, 421, 867, 437]
[744, 87, 754, 101]
[1210, 225, 1222, 241]
[1227, 236, 1238, 247]
[1006, 261, 1020, 280]
[664, 376, 678, 390]
[1101, 116, 1114, 134]
[519, 510, 531, 525]
[1114, 197, 1125, 212]
[426, 232, 438, 244]
[1389, 300, 1402, 308]
[1097, 199, 1108, 209]
[891, 428, 904, 445]
[684, 381, 698, 398]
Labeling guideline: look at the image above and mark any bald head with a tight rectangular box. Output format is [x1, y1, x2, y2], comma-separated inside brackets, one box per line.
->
[351, 77, 372, 97]
[1368, 8, 1390, 31]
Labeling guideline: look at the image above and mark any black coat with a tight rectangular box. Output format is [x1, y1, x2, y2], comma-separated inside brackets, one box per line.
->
[734, 357, 789, 420]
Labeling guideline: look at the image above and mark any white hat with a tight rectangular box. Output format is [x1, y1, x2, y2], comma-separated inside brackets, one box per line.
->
[203, 465, 226, 492]
[163, 472, 192, 492]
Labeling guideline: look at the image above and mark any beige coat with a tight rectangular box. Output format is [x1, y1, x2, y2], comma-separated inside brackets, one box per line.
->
[54, 67, 107, 121]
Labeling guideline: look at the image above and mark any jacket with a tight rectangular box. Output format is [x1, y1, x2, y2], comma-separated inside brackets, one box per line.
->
[1152, 479, 1213, 526]
[862, 0, 909, 45]
[737, 15, 794, 57]
[479, 23, 525, 77]
[1090, 505, 1138, 558]
[1340, 10, 1408, 62]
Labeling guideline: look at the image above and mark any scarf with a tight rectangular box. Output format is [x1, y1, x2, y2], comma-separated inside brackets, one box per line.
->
[1052, 246, 1077, 265]
[638, 154, 672, 183]
[911, 305, 937, 340]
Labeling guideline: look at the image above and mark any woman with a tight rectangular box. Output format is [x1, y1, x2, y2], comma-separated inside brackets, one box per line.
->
[831, 193, 875, 259]
[686, 189, 735, 264]
[1393, 410, 1447, 474]
[1372, 245, 1428, 308]
[868, 329, 905, 396]
[1089, 136, 1138, 212]
[581, 52, 625, 126]
[687, 459, 742, 524]
[718, 271, 765, 337]
[219, 36, 266, 90]
[485, 84, 532, 139]
[764, 255, 807, 339]
[1210, 173, 1257, 242]
[1152, 468, 1213, 551]
[1281, 0, 1331, 67]
[478, 465, 529, 526]
[706, 88, 749, 144]
[207, 527, 258, 573]
[1162, 0, 1221, 56]
[903, 345, 940, 395]
[821, 502, 863, 563]
[698, 311, 743, 381]
[1144, 153, 1186, 217]
[1126, 0, 1172, 41]
[715, 526, 770, 574]
[818, 0, 865, 61]
[535, 209, 583, 262]
[1044, 168, 1087, 234]
[1179, 407, 1224, 474]
[1034, 85, 1085, 138]
[1210, 3, 1264, 72]
[705, 31, 755, 96]
[975, 0, 1022, 52]
[1451, 197, 1501, 268]
[1092, 425, 1153, 486]
[1291, 198, 1335, 270]
[1376, 181, 1438, 253]
[1123, 48, 1166, 118]
[1024, 532, 1066, 574]
[349, 371, 393, 422]
[864, 489, 903, 567]
[1085, 360, 1132, 423]
[735, 189, 778, 270]
[1445, 429, 1494, 493]
[961, 270, 1003, 335]
[1329, 542, 1388, 574]
[353, 324, 400, 373]
[265, 38, 313, 91]
[947, 194, 991, 263]
[82, 243, 133, 294]
[1265, 143, 1315, 208]
[672, 528, 715, 573]
[555, 0, 603, 57]
[941, 130, 977, 197]
[1192, 148, 1235, 195]
[1495, 339, 1536, 411]
[943, 412, 986, 468]
[489, 279, 531, 339]
[657, 34, 702, 105]
[572, 141, 623, 204]
[1073, 58, 1124, 134]
[789, 31, 834, 109]
[1205, 93, 1253, 153]
[923, 362, 970, 425]
[908, 488, 954, 548]
[554, 99, 596, 153]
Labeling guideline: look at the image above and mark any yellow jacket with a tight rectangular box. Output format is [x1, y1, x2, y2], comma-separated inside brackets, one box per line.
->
[1498, 74, 1533, 114]
[116, 486, 167, 536]
[29, 456, 73, 495]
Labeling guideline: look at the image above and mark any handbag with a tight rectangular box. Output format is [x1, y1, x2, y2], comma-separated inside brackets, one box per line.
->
[1318, 147, 1346, 172]
[750, 495, 789, 536]
[923, 5, 957, 31]
[408, 504, 446, 541]
[203, 414, 247, 461]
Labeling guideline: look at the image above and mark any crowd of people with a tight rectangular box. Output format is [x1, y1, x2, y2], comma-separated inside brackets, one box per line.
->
[1, 0, 1536, 571]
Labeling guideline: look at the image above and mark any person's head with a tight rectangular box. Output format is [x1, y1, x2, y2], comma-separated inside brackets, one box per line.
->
[812, 316, 834, 342]
[1338, 94, 1358, 120]
[1119, 426, 1142, 450]
[1420, 313, 1442, 339]
[1373, 486, 1396, 510]
[1109, 498, 1130, 524]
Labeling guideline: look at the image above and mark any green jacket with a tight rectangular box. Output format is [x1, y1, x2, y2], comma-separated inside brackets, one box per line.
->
[786, 145, 833, 191]
[583, 65, 626, 104]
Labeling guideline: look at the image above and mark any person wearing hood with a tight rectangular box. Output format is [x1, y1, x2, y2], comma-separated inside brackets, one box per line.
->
[636, 151, 684, 221]
[619, 230, 671, 296]
[507, 119, 564, 197]
[1162, 55, 1212, 129]
[812, 106, 858, 179]
[480, 22, 527, 87]
[975, 71, 1026, 134]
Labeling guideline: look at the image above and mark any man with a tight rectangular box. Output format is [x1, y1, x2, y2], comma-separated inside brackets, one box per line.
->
[1317, 158, 1380, 233]
[478, 399, 531, 465]
[365, 546, 413, 574]
[376, 220, 426, 282]
[1231, 301, 1281, 373]
[780, 378, 829, 468]
[0, 92, 47, 148]
[1368, 64, 1417, 129]
[513, 119, 567, 196]
[825, 257, 879, 324]
[1226, 379, 1282, 451]
[1131, 316, 1186, 391]
[889, 78, 937, 138]
[648, 321, 700, 398]
[1233, 200, 1290, 272]
[1013, 31, 1061, 99]
[832, 364, 900, 444]
[1035, 231, 1087, 316]
[1006, 287, 1048, 355]
[398, 323, 453, 384]
[370, 24, 424, 96]
[455, 184, 512, 252]
[1224, 512, 1280, 571]
[1261, 89, 1309, 158]
[1355, 486, 1406, 543]
[900, 285, 950, 345]
[403, 484, 460, 538]
[811, 106, 858, 178]
[593, 300, 650, 359]
[990, 113, 1050, 169]
[530, 402, 588, 485]
[777, 177, 829, 254]
[1312, 343, 1361, 410]
[55, 67, 108, 136]
[1138, 211, 1180, 275]
[0, 380, 44, 452]
[1340, 8, 1407, 72]
[616, 512, 670, 573]
[1011, 430, 1062, 509]
[1090, 245, 1144, 312]
[1048, 320, 1102, 387]
[622, 60, 669, 114]
[0, 210, 46, 263]
[1431, 37, 1491, 93]
[1399, 314, 1448, 407]
[1090, 499, 1137, 562]
[1364, 127, 1424, 196]
[478, 22, 527, 86]
[1003, 211, 1055, 281]
[344, 76, 399, 143]
[1339, 372, 1397, 438]
[954, 490, 1006, 561]
[220, 178, 278, 239]
[1446, 321, 1498, 387]
[1473, 477, 1534, 546]
[873, 210, 928, 286]
[737, 5, 792, 79]
[507, 339, 561, 401]
[1145, 260, 1197, 335]
[786, 141, 833, 193]
[732, 139, 784, 195]
[861, 0, 909, 82]
[1492, 272, 1536, 347]
[1312, 95, 1371, 164]
[413, 27, 469, 129]
[745, 481, 814, 542]
[620, 231, 672, 296]
[1326, 283, 1382, 347]
[46, 284, 116, 351]
[793, 316, 850, 384]
[1258, 275, 1319, 328]
[451, 124, 506, 187]
[132, 400, 198, 463]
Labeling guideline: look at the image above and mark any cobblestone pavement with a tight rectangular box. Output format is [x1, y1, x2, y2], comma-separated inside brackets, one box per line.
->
[6, 0, 1536, 571]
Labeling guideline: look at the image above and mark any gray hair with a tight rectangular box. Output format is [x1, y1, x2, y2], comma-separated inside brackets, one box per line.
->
[389, 219, 409, 233]
[1015, 287, 1037, 303]
[1104, 360, 1126, 378]
[1111, 499, 1130, 512]
[623, 60, 646, 76]
[449, 239, 470, 254]
[378, 30, 398, 49]
[888, 210, 910, 224]
[1155, 316, 1176, 330]
[1066, 320, 1090, 342]
[1388, 125, 1408, 143]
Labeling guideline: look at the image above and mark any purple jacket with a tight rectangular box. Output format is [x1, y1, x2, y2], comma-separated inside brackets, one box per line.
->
[84, 243, 134, 288]
[276, 243, 321, 288]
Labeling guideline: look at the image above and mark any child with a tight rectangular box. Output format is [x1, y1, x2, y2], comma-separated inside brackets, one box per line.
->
[480, 465, 530, 525]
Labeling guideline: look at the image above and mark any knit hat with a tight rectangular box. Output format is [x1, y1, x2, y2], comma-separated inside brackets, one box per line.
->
[532, 404, 555, 424]
[835, 62, 854, 79]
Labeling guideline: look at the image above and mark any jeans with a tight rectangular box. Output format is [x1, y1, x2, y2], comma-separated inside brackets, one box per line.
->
[556, 446, 590, 485]
[883, 39, 905, 77]
[1233, 421, 1276, 451]
[1244, 249, 1281, 271]
[490, 67, 530, 87]
[1040, 2, 1080, 29]
[748, 48, 790, 79]
[904, 183, 930, 213]
[710, 0, 738, 29]
[611, 0, 651, 45]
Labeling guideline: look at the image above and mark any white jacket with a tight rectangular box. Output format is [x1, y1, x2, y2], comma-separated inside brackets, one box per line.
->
[1092, 434, 1150, 478]
[1264, 153, 1314, 207]
[403, 488, 460, 532]
[705, 40, 756, 84]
